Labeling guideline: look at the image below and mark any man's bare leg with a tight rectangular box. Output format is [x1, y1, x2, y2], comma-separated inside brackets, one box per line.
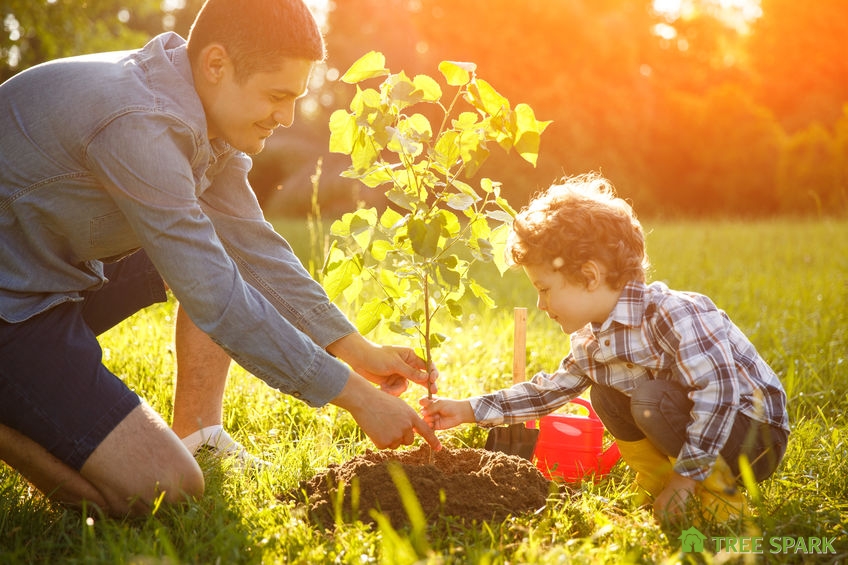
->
[0, 403, 203, 517]
[0, 423, 108, 510]
[171, 304, 231, 440]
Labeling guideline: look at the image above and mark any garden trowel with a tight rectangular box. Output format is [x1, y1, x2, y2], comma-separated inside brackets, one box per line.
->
[484, 308, 539, 460]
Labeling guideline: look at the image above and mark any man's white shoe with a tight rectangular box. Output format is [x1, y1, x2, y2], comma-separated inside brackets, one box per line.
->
[180, 424, 270, 469]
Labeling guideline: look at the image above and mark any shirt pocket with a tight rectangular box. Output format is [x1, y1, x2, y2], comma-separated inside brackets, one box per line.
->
[89, 209, 141, 262]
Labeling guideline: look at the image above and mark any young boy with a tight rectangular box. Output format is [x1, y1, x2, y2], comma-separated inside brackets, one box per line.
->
[421, 173, 789, 522]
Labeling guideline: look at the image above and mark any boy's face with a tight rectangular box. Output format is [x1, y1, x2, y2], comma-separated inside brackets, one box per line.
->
[523, 262, 614, 334]
[202, 55, 313, 155]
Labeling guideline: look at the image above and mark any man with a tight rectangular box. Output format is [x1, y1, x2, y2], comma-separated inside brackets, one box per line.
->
[0, 0, 440, 517]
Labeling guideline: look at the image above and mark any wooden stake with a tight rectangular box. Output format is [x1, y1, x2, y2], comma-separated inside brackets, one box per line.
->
[513, 307, 527, 384]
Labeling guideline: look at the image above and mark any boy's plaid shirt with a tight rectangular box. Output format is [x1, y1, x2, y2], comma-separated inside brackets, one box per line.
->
[470, 280, 789, 480]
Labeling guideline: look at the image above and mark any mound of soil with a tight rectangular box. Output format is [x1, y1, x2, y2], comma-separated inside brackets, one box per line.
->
[285, 445, 553, 527]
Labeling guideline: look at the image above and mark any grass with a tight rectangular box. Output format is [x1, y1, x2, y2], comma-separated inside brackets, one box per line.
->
[1, 218, 847, 564]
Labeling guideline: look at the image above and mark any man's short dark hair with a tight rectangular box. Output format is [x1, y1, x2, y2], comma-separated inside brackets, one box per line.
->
[187, 0, 325, 81]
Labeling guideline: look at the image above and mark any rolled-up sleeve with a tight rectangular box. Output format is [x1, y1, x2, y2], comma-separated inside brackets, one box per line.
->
[85, 113, 353, 406]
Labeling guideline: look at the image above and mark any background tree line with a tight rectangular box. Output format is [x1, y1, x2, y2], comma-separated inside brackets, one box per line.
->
[2, 0, 846, 218]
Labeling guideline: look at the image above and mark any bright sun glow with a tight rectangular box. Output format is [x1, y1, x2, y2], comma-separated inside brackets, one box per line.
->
[653, 0, 762, 32]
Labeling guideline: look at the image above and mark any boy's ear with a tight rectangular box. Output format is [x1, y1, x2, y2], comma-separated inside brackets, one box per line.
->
[580, 261, 604, 290]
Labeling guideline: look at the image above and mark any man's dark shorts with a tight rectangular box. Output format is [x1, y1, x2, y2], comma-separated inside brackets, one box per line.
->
[0, 250, 167, 470]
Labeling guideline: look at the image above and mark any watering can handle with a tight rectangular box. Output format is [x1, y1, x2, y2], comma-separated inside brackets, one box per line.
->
[569, 396, 600, 421]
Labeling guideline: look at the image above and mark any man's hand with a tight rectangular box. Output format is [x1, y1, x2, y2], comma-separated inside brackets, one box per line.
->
[327, 334, 438, 397]
[653, 472, 697, 524]
[419, 397, 475, 430]
[332, 372, 441, 450]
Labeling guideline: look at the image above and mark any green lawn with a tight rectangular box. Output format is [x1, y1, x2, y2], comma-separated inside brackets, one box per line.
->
[1, 219, 846, 564]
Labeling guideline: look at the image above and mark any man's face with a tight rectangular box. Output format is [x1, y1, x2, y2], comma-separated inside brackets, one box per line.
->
[204, 57, 313, 155]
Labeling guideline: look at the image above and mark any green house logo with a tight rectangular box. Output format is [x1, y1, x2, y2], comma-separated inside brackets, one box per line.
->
[679, 526, 708, 553]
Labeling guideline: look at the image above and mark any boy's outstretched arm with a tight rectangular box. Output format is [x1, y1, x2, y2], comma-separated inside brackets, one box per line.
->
[419, 397, 476, 430]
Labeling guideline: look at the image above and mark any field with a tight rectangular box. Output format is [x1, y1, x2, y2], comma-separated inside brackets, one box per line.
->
[1, 219, 846, 564]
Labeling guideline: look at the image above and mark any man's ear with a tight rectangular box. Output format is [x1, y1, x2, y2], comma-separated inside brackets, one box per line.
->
[197, 43, 230, 84]
[580, 261, 604, 291]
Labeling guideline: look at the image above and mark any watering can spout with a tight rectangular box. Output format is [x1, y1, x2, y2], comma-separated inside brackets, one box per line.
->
[599, 442, 622, 474]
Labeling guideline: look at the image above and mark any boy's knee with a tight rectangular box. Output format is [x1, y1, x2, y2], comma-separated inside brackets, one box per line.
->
[630, 380, 689, 425]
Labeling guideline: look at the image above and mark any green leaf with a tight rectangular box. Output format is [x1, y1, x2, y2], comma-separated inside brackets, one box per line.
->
[486, 210, 513, 224]
[357, 164, 395, 188]
[479, 177, 499, 194]
[322, 254, 362, 301]
[457, 130, 490, 178]
[385, 189, 416, 212]
[428, 332, 448, 350]
[328, 110, 357, 154]
[446, 299, 463, 318]
[437, 209, 461, 238]
[432, 130, 461, 172]
[384, 71, 419, 111]
[378, 268, 407, 299]
[469, 279, 496, 308]
[450, 179, 480, 201]
[379, 207, 405, 229]
[495, 195, 517, 217]
[436, 259, 461, 287]
[445, 193, 476, 211]
[370, 239, 393, 261]
[453, 111, 479, 129]
[342, 51, 390, 83]
[466, 78, 510, 117]
[407, 216, 443, 258]
[355, 297, 394, 335]
[342, 275, 364, 304]
[438, 60, 476, 86]
[513, 103, 552, 167]
[412, 74, 442, 102]
[350, 130, 381, 173]
[387, 114, 432, 158]
[350, 214, 375, 250]
[490, 223, 511, 275]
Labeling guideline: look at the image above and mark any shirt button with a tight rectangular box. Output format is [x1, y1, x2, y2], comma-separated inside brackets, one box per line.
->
[604, 339, 610, 346]
[292, 391, 302, 398]
[626, 363, 634, 369]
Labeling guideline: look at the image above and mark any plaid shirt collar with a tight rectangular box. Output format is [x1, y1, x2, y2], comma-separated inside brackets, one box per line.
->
[594, 280, 661, 333]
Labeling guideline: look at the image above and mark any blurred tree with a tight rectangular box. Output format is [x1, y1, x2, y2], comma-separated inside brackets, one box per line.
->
[777, 123, 841, 215]
[405, 0, 663, 206]
[649, 84, 783, 215]
[1, 0, 160, 82]
[747, 0, 848, 132]
[5, 0, 844, 217]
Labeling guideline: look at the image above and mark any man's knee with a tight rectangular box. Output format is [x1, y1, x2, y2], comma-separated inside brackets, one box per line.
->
[81, 404, 204, 516]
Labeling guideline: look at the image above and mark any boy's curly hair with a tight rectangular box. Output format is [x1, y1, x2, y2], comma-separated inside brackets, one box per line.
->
[506, 173, 649, 289]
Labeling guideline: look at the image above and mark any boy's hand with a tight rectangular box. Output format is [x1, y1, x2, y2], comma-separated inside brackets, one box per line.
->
[419, 397, 475, 430]
[653, 472, 697, 524]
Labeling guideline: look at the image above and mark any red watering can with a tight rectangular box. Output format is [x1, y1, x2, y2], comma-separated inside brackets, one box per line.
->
[531, 397, 621, 482]
[484, 309, 621, 482]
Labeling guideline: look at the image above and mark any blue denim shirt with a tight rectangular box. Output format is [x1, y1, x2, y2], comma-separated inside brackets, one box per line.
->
[0, 33, 355, 407]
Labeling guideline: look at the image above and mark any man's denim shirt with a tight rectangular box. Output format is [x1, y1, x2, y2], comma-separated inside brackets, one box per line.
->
[0, 33, 355, 406]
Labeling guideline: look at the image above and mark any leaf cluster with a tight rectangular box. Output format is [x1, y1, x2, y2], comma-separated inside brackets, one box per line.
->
[323, 51, 550, 360]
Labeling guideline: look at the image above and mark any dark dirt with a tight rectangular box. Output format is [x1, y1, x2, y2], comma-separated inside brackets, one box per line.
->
[284, 445, 554, 528]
